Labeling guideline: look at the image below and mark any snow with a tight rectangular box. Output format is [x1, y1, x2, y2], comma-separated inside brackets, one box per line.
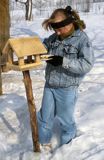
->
[0, 12, 104, 160]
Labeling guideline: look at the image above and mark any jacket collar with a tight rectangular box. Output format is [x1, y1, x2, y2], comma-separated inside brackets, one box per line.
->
[72, 29, 81, 37]
[55, 29, 81, 41]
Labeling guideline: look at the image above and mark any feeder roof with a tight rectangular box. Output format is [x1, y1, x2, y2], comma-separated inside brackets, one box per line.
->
[8, 36, 47, 57]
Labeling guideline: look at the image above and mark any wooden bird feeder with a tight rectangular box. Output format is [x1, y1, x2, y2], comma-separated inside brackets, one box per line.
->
[3, 36, 48, 152]
[2, 36, 47, 71]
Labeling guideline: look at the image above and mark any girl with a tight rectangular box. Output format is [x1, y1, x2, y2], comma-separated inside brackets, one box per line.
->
[37, 6, 94, 151]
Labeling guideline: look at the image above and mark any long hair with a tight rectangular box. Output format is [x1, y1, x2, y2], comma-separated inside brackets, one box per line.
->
[42, 7, 86, 31]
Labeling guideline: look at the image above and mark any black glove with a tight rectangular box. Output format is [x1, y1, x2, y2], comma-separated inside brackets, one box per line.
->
[46, 56, 63, 66]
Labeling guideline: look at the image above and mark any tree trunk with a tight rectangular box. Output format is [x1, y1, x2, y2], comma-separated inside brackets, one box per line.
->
[25, 0, 32, 20]
[0, 0, 10, 95]
[0, 66, 2, 95]
[16, 0, 32, 21]
[86, 0, 90, 12]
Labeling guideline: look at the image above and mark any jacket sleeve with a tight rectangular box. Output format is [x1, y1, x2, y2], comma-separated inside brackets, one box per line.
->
[62, 36, 95, 75]
[43, 38, 50, 50]
[43, 33, 56, 51]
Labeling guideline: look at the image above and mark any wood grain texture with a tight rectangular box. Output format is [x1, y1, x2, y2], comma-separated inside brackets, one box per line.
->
[0, 0, 10, 94]
[8, 36, 47, 57]
[23, 70, 40, 152]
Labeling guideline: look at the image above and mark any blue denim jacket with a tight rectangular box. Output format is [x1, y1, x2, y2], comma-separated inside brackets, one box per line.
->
[43, 29, 94, 88]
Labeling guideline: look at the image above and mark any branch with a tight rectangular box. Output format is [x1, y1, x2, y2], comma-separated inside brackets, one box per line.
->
[15, 0, 27, 5]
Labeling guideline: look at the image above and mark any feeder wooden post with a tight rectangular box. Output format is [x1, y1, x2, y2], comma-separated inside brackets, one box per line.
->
[23, 70, 40, 152]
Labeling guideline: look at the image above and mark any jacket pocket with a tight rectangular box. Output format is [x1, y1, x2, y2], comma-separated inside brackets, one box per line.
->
[63, 45, 79, 59]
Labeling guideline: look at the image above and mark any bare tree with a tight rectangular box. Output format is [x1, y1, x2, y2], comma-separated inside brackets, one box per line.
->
[76, 0, 91, 12]
[56, 0, 66, 8]
[0, 0, 10, 95]
[15, 0, 32, 20]
[33, 0, 46, 16]
[67, 0, 73, 6]
[85, 0, 91, 12]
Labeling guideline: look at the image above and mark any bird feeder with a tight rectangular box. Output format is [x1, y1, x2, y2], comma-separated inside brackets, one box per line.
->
[2, 36, 47, 71]
[2, 36, 48, 152]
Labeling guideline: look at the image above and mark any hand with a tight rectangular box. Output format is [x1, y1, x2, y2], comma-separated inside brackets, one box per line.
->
[46, 56, 63, 66]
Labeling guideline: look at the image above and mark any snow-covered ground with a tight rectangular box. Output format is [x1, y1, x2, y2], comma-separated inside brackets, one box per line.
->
[0, 12, 104, 160]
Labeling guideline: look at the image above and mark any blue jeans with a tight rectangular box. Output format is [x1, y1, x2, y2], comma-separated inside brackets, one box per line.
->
[37, 83, 78, 145]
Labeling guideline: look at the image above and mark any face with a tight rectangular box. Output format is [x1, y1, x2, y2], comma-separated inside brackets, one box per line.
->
[54, 23, 74, 37]
[53, 13, 74, 38]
